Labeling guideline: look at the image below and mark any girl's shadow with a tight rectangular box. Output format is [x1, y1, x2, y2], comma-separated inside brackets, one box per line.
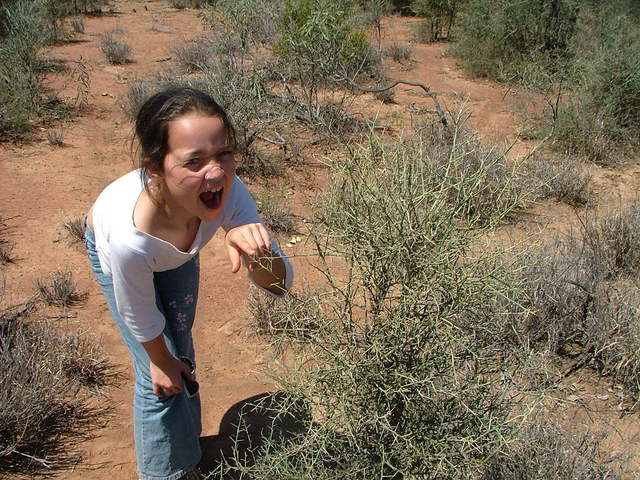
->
[198, 391, 311, 476]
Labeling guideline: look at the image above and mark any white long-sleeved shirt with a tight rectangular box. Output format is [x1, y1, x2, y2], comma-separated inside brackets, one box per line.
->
[92, 169, 292, 342]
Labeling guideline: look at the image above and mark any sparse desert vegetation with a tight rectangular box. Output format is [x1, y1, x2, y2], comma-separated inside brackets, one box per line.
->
[1, 0, 639, 478]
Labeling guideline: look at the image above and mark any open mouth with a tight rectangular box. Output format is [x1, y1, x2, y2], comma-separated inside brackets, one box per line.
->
[199, 187, 223, 210]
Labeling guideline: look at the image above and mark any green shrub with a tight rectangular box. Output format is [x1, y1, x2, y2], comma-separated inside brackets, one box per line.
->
[274, 0, 382, 107]
[551, 11, 640, 162]
[451, 0, 579, 84]
[0, 0, 48, 138]
[203, 0, 283, 52]
[212, 122, 530, 479]
[0, 0, 93, 139]
[452, 1, 639, 161]
[411, 0, 462, 41]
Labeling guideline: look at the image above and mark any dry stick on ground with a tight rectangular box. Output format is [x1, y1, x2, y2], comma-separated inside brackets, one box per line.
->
[0, 297, 38, 325]
[345, 78, 449, 128]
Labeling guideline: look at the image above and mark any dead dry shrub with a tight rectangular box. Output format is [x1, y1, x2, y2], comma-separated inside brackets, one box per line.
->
[385, 42, 412, 62]
[257, 190, 298, 235]
[100, 30, 132, 64]
[414, 111, 529, 226]
[173, 36, 218, 73]
[508, 237, 599, 354]
[70, 18, 85, 34]
[0, 216, 14, 265]
[246, 287, 322, 342]
[506, 202, 640, 403]
[585, 202, 640, 278]
[0, 316, 112, 476]
[54, 332, 119, 392]
[0, 244, 13, 264]
[121, 78, 153, 120]
[36, 269, 86, 307]
[528, 154, 593, 207]
[302, 102, 368, 138]
[484, 420, 629, 479]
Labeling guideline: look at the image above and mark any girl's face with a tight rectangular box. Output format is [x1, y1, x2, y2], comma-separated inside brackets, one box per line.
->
[152, 114, 236, 224]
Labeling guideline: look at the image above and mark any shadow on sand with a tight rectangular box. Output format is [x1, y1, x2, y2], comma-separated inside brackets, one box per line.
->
[198, 391, 311, 477]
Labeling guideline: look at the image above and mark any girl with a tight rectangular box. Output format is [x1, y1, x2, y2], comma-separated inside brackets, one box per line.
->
[85, 87, 292, 480]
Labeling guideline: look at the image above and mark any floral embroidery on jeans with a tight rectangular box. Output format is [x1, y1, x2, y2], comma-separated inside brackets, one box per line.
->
[176, 312, 188, 331]
[168, 300, 177, 309]
[184, 294, 194, 305]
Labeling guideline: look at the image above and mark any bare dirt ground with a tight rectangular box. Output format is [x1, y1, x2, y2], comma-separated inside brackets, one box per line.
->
[1, 2, 639, 478]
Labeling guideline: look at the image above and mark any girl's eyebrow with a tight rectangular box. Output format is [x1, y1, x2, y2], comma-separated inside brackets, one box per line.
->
[183, 146, 232, 157]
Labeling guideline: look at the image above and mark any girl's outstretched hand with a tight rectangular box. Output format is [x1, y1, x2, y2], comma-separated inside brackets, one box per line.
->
[225, 223, 271, 273]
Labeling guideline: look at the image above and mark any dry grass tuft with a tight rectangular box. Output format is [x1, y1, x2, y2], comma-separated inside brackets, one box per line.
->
[46, 128, 65, 147]
[100, 30, 132, 64]
[63, 216, 85, 244]
[36, 269, 86, 307]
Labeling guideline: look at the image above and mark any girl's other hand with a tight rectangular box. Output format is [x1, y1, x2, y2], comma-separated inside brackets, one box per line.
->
[150, 356, 193, 398]
[225, 223, 271, 273]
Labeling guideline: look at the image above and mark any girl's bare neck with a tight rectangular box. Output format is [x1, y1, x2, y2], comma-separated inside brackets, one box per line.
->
[134, 190, 200, 252]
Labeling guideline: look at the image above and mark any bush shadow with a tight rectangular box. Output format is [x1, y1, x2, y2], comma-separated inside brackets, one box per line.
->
[199, 391, 311, 477]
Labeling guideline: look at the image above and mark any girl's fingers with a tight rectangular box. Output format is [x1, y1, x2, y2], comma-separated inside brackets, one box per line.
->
[249, 226, 269, 254]
[257, 223, 271, 251]
[226, 241, 242, 273]
[226, 223, 273, 273]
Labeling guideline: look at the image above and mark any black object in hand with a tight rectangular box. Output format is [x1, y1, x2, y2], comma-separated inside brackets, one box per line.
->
[179, 356, 199, 397]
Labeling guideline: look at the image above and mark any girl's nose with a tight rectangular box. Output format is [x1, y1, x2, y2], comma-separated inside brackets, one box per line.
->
[204, 165, 224, 181]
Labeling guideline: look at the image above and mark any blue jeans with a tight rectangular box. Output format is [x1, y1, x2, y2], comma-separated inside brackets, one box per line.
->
[85, 225, 202, 480]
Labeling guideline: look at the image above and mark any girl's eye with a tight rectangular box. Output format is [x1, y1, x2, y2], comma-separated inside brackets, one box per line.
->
[186, 158, 201, 167]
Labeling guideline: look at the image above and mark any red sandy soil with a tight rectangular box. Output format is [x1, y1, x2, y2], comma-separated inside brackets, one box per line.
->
[0, 2, 639, 478]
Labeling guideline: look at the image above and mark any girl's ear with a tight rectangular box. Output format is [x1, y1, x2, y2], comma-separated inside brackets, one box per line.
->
[144, 158, 164, 184]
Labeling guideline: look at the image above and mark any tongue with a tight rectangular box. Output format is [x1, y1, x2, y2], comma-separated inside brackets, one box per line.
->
[200, 190, 221, 209]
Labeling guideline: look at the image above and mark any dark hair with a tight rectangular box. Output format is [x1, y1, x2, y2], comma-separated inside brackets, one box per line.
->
[135, 87, 236, 189]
